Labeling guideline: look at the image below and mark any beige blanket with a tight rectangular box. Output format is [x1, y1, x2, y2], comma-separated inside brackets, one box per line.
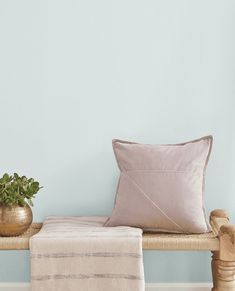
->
[30, 216, 145, 291]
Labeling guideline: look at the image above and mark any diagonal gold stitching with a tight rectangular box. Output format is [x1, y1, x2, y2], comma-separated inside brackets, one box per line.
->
[124, 173, 184, 231]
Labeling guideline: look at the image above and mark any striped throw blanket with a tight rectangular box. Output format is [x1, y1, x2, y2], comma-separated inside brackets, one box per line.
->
[30, 216, 145, 291]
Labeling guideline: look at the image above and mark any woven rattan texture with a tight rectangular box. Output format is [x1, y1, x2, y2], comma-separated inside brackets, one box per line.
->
[143, 230, 219, 250]
[0, 222, 219, 250]
[0, 223, 42, 250]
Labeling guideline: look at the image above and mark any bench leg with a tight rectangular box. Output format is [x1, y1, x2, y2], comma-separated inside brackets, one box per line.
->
[212, 251, 219, 291]
[211, 251, 235, 291]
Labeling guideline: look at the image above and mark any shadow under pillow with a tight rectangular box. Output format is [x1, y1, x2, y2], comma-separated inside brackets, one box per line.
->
[105, 136, 213, 234]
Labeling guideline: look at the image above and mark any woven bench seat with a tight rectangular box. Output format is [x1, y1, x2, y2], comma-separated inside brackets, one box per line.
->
[0, 223, 42, 250]
[143, 231, 219, 250]
[0, 210, 225, 251]
[0, 222, 219, 251]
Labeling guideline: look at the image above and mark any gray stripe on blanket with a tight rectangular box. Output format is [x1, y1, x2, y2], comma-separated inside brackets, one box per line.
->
[32, 274, 143, 281]
[31, 252, 142, 259]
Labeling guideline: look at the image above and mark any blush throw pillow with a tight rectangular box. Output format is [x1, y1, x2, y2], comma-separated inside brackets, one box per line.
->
[105, 136, 213, 233]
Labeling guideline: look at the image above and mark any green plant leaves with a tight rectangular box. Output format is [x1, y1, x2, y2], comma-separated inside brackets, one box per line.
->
[0, 173, 42, 206]
[0, 173, 13, 185]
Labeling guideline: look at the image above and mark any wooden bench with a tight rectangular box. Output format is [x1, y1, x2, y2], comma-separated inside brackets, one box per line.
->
[0, 209, 235, 291]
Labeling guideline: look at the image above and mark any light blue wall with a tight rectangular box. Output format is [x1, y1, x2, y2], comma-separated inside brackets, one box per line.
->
[0, 0, 235, 283]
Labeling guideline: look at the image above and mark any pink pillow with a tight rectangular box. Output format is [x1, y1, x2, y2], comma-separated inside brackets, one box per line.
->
[105, 136, 213, 233]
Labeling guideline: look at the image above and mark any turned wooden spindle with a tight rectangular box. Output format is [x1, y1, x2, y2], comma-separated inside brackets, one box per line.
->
[210, 210, 235, 291]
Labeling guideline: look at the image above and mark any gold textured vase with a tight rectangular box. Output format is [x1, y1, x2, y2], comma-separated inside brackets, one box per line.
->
[0, 204, 33, 236]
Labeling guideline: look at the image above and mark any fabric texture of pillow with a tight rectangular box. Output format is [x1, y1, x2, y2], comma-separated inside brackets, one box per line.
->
[105, 136, 213, 233]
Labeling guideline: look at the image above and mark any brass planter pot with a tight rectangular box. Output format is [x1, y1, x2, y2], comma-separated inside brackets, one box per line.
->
[0, 204, 33, 236]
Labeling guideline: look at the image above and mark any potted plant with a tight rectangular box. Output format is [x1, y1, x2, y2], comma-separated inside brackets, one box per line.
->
[0, 173, 42, 236]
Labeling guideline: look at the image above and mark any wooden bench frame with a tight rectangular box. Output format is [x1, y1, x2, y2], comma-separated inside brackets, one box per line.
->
[210, 209, 235, 291]
[0, 209, 235, 291]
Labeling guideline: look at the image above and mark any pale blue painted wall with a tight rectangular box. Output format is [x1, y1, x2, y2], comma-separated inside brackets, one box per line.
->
[0, 0, 235, 283]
